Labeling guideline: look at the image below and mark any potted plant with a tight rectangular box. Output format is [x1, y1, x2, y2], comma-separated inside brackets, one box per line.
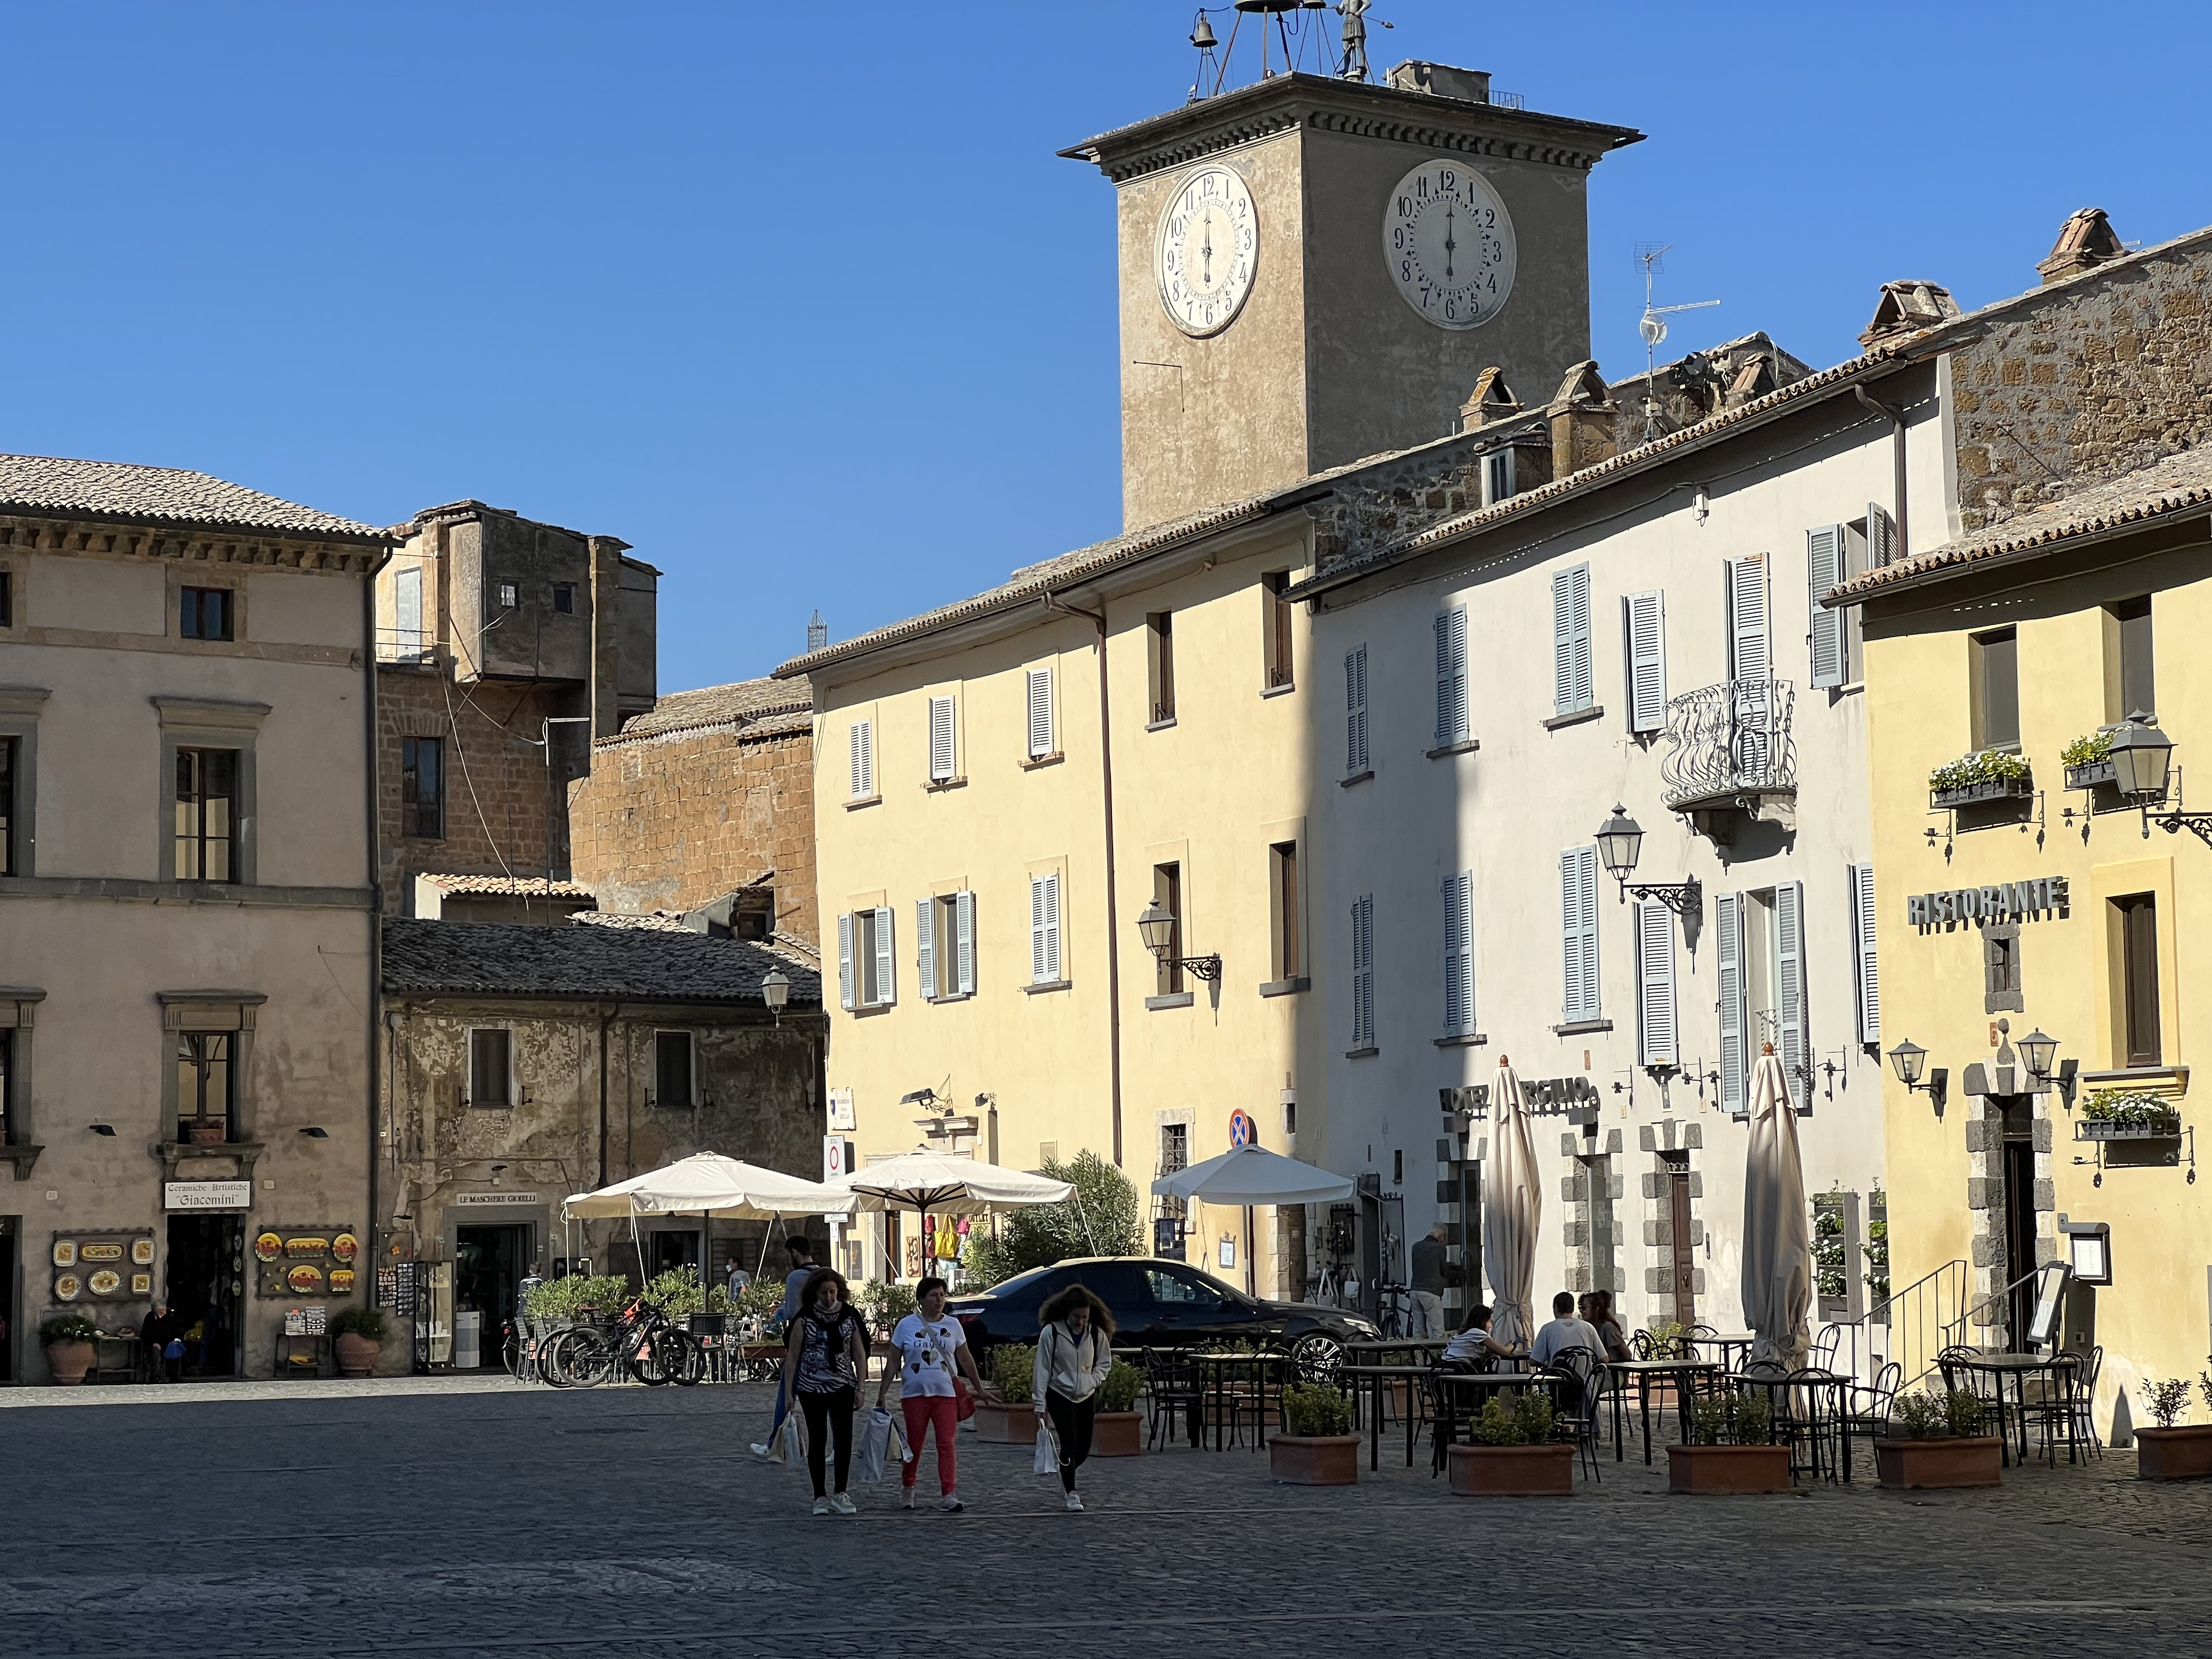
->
[973, 1342, 1038, 1444]
[1270, 1382, 1359, 1485]
[2133, 1377, 2212, 1480]
[1928, 748, 2033, 809]
[1092, 1359, 1146, 1457]
[1447, 1393, 1575, 1496]
[1813, 1197, 1850, 1322]
[1864, 1190, 1890, 1312]
[2062, 727, 2119, 791]
[1874, 1387, 2002, 1489]
[2078, 1089, 2183, 1141]
[1668, 1391, 1790, 1493]
[41, 1314, 100, 1385]
[331, 1306, 389, 1379]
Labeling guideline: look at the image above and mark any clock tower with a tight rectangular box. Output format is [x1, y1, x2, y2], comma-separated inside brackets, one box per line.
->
[1062, 64, 1642, 531]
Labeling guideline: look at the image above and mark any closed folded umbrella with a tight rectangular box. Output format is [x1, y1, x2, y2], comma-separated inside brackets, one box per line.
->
[1483, 1058, 1541, 1350]
[1743, 1046, 1812, 1371]
[1151, 1144, 1353, 1206]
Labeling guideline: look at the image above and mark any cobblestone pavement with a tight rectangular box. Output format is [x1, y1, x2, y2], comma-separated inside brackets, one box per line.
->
[6, 1378, 2211, 1657]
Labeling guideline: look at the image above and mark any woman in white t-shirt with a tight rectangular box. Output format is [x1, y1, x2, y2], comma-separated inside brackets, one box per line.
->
[876, 1276, 998, 1511]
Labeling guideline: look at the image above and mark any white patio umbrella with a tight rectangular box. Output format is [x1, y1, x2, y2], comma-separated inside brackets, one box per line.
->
[1742, 1046, 1812, 1371]
[820, 1149, 1073, 1277]
[1482, 1057, 1542, 1350]
[1151, 1144, 1354, 1206]
[563, 1151, 855, 1290]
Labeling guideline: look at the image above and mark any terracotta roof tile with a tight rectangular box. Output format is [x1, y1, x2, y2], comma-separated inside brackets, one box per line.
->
[0, 453, 388, 540]
[381, 917, 820, 1004]
[606, 677, 813, 744]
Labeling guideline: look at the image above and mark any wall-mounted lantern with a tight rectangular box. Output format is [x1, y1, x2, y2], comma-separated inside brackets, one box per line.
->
[1595, 806, 1700, 918]
[1887, 1039, 1949, 1113]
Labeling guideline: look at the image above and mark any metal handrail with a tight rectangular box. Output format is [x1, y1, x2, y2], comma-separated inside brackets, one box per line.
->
[1828, 1258, 1968, 1390]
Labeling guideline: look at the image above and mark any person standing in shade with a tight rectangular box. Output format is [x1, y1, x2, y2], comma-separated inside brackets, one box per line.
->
[1407, 1224, 1449, 1339]
[877, 1275, 998, 1512]
[1034, 1284, 1116, 1512]
[750, 1237, 817, 1458]
[780, 1267, 870, 1515]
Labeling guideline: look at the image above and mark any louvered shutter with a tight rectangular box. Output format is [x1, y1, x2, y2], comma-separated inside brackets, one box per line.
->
[1553, 564, 1594, 714]
[1433, 606, 1468, 744]
[1030, 873, 1061, 983]
[837, 912, 855, 1011]
[1807, 526, 1846, 688]
[1351, 894, 1375, 1048]
[1777, 880, 1807, 1110]
[928, 695, 956, 781]
[849, 719, 874, 799]
[954, 890, 977, 995]
[1636, 899, 1678, 1067]
[1442, 871, 1474, 1036]
[1560, 847, 1600, 1022]
[873, 905, 896, 1007]
[915, 898, 936, 999]
[1850, 863, 1880, 1044]
[1026, 668, 1055, 759]
[1624, 590, 1667, 734]
[1716, 893, 1745, 1113]
[1867, 503, 1896, 568]
[1728, 556, 1771, 684]
[1345, 647, 1369, 774]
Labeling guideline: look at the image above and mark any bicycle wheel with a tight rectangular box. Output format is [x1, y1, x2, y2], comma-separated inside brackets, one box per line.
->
[656, 1329, 707, 1387]
[549, 1327, 614, 1389]
[626, 1327, 671, 1386]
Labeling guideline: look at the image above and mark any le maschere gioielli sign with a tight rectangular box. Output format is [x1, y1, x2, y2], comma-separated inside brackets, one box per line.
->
[1906, 876, 2069, 933]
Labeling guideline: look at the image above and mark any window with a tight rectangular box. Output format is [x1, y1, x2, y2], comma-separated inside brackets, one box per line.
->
[0, 1027, 11, 1139]
[838, 908, 897, 1009]
[1433, 605, 1468, 746]
[1145, 1265, 1220, 1308]
[2115, 894, 2161, 1067]
[1263, 571, 1293, 688]
[654, 1031, 695, 1108]
[848, 719, 875, 800]
[174, 748, 237, 881]
[1026, 667, 1056, 759]
[176, 1031, 233, 1139]
[1971, 627, 2020, 749]
[1148, 612, 1176, 724]
[1807, 525, 1847, 690]
[1559, 847, 1600, 1024]
[1349, 894, 1375, 1050]
[1029, 874, 1062, 984]
[1159, 1121, 1189, 1177]
[927, 696, 957, 783]
[1269, 841, 1301, 981]
[1483, 448, 1515, 507]
[1849, 863, 1880, 1044]
[1983, 927, 2023, 1014]
[1717, 883, 1808, 1110]
[392, 565, 428, 661]
[1635, 899, 1678, 1067]
[400, 736, 445, 839]
[916, 891, 977, 998]
[2107, 596, 2155, 721]
[0, 736, 14, 877]
[1623, 591, 1667, 734]
[1727, 556, 1770, 684]
[179, 587, 233, 641]
[0, 569, 12, 627]
[497, 583, 518, 609]
[1442, 869, 1475, 1036]
[1343, 646, 1369, 774]
[552, 582, 576, 615]
[468, 1028, 513, 1107]
[1152, 863, 1184, 994]
[1552, 563, 1593, 716]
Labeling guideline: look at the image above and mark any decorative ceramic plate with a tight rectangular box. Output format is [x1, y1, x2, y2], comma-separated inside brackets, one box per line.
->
[131, 1239, 156, 1266]
[329, 1269, 356, 1292]
[254, 1233, 283, 1262]
[286, 1264, 323, 1293]
[332, 1234, 359, 1262]
[286, 1237, 329, 1258]
[80, 1243, 124, 1263]
[52, 1241, 77, 1268]
[54, 1274, 81, 1300]
[87, 1270, 122, 1296]
[130, 1273, 153, 1296]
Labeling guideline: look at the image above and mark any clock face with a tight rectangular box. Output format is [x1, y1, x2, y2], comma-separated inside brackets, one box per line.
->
[1156, 165, 1259, 338]
[1383, 160, 1516, 330]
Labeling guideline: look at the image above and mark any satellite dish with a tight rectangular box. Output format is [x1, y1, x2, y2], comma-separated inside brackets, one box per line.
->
[1639, 309, 1667, 348]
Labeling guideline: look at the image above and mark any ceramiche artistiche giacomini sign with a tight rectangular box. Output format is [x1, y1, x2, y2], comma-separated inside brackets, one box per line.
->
[1906, 876, 2069, 933]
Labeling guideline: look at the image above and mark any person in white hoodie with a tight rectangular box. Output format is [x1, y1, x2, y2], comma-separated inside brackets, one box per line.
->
[1033, 1283, 1116, 1512]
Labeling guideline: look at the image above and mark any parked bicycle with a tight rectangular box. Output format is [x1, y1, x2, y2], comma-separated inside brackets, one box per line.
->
[544, 1297, 705, 1387]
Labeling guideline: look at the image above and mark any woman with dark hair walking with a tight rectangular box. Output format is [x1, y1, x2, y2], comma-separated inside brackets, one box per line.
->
[1033, 1283, 1116, 1512]
[780, 1268, 870, 1515]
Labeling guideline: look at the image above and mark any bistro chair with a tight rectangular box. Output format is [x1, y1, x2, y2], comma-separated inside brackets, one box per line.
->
[2067, 1345, 2105, 1459]
[2021, 1346, 2097, 1465]
[1841, 1360, 1902, 1444]
[1546, 1346, 1604, 1482]
[1142, 1350, 1204, 1451]
[1809, 1324, 1843, 1373]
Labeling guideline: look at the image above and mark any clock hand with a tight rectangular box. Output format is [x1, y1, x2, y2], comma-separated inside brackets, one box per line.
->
[1444, 202, 1457, 281]
[1202, 216, 1214, 285]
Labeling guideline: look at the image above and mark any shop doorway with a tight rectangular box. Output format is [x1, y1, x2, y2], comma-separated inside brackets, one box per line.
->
[1999, 1099, 2039, 1347]
[165, 1215, 244, 1378]
[455, 1225, 528, 1372]
[649, 1230, 701, 1276]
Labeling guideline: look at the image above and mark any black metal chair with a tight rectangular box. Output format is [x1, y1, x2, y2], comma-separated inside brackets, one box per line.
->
[1142, 1350, 1204, 1450]
[1546, 1346, 1603, 1481]
[1841, 1360, 1902, 1444]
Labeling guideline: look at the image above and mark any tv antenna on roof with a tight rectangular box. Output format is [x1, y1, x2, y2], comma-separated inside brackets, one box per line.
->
[1634, 243, 1720, 442]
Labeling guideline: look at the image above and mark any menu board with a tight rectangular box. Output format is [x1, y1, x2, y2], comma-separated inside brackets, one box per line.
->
[253, 1225, 359, 1300]
[50, 1231, 156, 1306]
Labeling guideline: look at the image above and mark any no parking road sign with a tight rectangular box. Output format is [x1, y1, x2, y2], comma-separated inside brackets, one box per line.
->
[1228, 1109, 1256, 1149]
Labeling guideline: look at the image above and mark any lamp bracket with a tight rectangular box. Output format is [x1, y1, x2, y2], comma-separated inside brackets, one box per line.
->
[1165, 953, 1224, 983]
[1617, 877, 1702, 920]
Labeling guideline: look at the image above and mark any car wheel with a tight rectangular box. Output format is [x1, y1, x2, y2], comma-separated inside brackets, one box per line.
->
[1288, 1332, 1344, 1385]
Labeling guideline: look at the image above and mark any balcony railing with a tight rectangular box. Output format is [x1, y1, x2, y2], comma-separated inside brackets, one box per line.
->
[375, 627, 434, 665]
[1660, 676, 1798, 813]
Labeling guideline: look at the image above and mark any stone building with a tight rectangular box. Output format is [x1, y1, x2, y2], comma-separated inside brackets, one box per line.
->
[377, 917, 824, 1369]
[0, 453, 390, 1382]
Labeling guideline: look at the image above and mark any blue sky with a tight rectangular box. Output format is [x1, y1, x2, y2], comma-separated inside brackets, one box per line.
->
[3, 3, 2205, 693]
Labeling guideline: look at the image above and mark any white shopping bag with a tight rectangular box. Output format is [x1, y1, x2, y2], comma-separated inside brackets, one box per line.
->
[855, 1408, 898, 1485]
[1032, 1417, 1060, 1478]
[765, 1409, 803, 1468]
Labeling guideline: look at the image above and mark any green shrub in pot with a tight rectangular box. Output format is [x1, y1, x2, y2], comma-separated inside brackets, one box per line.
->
[1281, 1382, 1353, 1438]
[330, 1307, 388, 1343]
[990, 1342, 1035, 1404]
[1097, 1359, 1144, 1414]
[40, 1315, 100, 1345]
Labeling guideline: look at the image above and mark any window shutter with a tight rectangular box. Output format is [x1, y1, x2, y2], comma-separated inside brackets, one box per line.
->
[1850, 863, 1880, 1044]
[837, 912, 855, 1011]
[1442, 871, 1474, 1036]
[873, 905, 896, 1007]
[1777, 880, 1807, 1110]
[1434, 606, 1468, 743]
[1345, 646, 1369, 774]
[849, 719, 874, 799]
[1031, 873, 1061, 983]
[1727, 556, 1771, 684]
[915, 897, 936, 1000]
[395, 566, 421, 651]
[1553, 564, 1593, 714]
[1026, 667, 1055, 759]
[955, 889, 977, 995]
[928, 695, 956, 781]
[1807, 526, 1846, 688]
[1635, 899, 1678, 1067]
[1352, 894, 1375, 1048]
[1867, 502, 1896, 568]
[1624, 590, 1667, 734]
[1560, 846, 1600, 1022]
[1716, 893, 1745, 1113]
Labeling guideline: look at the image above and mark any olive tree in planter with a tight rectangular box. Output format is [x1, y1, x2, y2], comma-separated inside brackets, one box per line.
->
[1874, 1388, 2001, 1489]
[41, 1314, 100, 1386]
[1447, 1394, 1575, 1496]
[1091, 1360, 1145, 1457]
[2133, 1377, 2212, 1481]
[1270, 1383, 1359, 1485]
[1668, 1391, 1790, 1494]
[973, 1343, 1039, 1446]
[331, 1306, 389, 1379]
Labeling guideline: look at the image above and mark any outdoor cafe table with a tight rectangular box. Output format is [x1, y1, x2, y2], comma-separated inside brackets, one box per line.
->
[1339, 1364, 1437, 1470]
[1343, 1337, 1448, 1367]
[1191, 1350, 1291, 1452]
[1942, 1350, 2080, 1467]
[1432, 1369, 1571, 1473]
[1608, 1358, 1720, 1464]
[1684, 1331, 1757, 1372]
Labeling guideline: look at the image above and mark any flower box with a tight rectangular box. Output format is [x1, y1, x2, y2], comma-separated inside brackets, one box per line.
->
[2079, 1119, 2182, 1141]
[1667, 1443, 1793, 1494]
[970, 1401, 1038, 1446]
[2134, 1425, 2212, 1480]
[2065, 759, 2117, 791]
[1874, 1435, 2003, 1489]
[1092, 1411, 1143, 1458]
[1269, 1433, 1360, 1485]
[1931, 775, 2034, 810]
[1447, 1441, 1576, 1496]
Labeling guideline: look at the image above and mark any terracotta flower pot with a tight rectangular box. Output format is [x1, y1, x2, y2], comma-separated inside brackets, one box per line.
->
[1092, 1410, 1142, 1457]
[1667, 1443, 1793, 1494]
[1269, 1433, 1360, 1485]
[1874, 1436, 2002, 1489]
[2134, 1425, 2212, 1481]
[971, 1400, 1039, 1445]
[1447, 1442, 1576, 1496]
[334, 1332, 380, 1379]
[45, 1340, 95, 1385]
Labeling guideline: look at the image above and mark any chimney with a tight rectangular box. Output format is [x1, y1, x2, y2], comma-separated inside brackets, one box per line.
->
[1547, 361, 1617, 476]
[1385, 61, 1493, 104]
[1458, 366, 1521, 432]
[2037, 207, 2124, 285]
[1858, 280, 1963, 349]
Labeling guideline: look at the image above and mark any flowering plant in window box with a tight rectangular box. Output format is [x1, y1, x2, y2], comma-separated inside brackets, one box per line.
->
[1928, 749, 2033, 808]
[2078, 1089, 2182, 1140]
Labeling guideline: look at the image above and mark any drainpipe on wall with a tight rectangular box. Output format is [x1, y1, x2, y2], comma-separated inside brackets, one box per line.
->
[1042, 591, 1124, 1168]
[597, 1000, 620, 1188]
[363, 551, 390, 1276]
[1853, 387, 1911, 564]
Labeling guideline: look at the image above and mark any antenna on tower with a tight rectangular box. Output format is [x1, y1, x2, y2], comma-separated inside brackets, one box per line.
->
[1634, 243, 1721, 443]
[807, 610, 827, 654]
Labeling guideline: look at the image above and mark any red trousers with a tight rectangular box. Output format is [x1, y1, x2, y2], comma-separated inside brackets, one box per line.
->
[900, 1394, 958, 1493]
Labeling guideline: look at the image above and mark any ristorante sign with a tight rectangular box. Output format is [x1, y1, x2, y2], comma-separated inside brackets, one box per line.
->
[1906, 876, 2069, 932]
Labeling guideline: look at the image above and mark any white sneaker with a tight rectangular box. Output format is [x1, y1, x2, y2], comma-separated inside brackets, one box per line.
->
[935, 1492, 964, 1512]
[901, 1486, 916, 1509]
[1064, 1492, 1084, 1512]
[750, 1443, 773, 1458]
[829, 1493, 857, 1516]
[811, 1497, 831, 1516]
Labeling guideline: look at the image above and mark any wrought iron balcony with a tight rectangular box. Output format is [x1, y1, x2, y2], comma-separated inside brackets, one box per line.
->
[375, 627, 434, 665]
[1659, 677, 1798, 815]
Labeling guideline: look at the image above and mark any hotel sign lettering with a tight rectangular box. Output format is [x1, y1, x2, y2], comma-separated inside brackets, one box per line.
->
[1439, 1077, 1600, 1119]
[1906, 877, 2069, 933]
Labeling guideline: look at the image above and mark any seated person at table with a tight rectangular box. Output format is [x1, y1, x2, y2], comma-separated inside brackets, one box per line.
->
[1581, 1290, 1633, 1364]
[1531, 1291, 1606, 1367]
[1441, 1303, 1519, 1369]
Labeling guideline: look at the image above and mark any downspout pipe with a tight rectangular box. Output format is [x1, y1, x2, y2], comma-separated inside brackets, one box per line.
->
[1854, 387, 1911, 564]
[1042, 591, 1124, 1167]
[362, 549, 390, 1282]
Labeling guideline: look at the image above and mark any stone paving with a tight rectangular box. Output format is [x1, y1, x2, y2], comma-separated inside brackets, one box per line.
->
[4, 1376, 2211, 1657]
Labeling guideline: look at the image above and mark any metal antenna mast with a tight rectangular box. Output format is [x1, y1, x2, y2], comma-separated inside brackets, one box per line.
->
[1634, 244, 1720, 442]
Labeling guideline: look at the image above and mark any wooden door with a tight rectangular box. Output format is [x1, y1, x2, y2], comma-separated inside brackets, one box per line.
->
[1666, 1155, 1695, 1323]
